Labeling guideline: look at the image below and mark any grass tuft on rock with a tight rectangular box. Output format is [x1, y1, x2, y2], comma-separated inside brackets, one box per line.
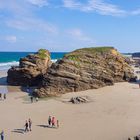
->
[77, 46, 114, 53]
[65, 46, 114, 59]
[37, 49, 49, 59]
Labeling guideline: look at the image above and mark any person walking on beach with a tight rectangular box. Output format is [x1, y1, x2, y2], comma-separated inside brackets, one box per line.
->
[48, 116, 51, 127]
[57, 120, 59, 128]
[25, 120, 29, 132]
[28, 118, 32, 131]
[0, 93, 2, 100]
[3, 94, 6, 100]
[30, 96, 33, 103]
[0, 130, 4, 140]
[52, 117, 55, 128]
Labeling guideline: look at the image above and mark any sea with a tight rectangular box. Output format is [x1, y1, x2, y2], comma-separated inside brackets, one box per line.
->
[0, 52, 67, 71]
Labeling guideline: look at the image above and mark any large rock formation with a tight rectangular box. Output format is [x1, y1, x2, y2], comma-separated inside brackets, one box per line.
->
[7, 49, 51, 86]
[34, 47, 135, 97]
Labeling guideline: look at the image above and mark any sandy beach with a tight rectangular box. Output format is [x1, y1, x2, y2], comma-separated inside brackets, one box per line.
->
[0, 70, 140, 140]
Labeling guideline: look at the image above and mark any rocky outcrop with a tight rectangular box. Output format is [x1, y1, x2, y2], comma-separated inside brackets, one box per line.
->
[34, 47, 135, 97]
[7, 49, 51, 86]
[132, 52, 140, 58]
[69, 96, 92, 104]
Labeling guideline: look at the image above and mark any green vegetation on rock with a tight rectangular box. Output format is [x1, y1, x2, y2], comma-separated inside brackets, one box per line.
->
[65, 47, 114, 62]
[77, 46, 114, 53]
[66, 55, 80, 61]
[37, 49, 49, 59]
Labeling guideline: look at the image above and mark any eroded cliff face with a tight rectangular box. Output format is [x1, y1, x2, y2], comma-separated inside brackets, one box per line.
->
[34, 47, 135, 97]
[7, 49, 51, 86]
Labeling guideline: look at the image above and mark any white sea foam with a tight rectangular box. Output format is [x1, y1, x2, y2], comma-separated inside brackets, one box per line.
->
[51, 59, 58, 63]
[0, 61, 19, 70]
[0, 61, 19, 67]
[0, 59, 58, 71]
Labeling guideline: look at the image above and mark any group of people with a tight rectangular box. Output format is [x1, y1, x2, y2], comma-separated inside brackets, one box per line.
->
[48, 116, 59, 128]
[0, 130, 4, 140]
[24, 118, 32, 132]
[30, 96, 38, 103]
[26, 87, 39, 103]
[0, 116, 60, 139]
[24, 116, 59, 132]
[0, 93, 6, 101]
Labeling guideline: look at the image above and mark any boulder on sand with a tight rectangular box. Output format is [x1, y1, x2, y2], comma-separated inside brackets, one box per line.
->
[7, 49, 51, 86]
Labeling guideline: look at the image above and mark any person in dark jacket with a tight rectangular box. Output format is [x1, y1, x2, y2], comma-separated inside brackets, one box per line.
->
[48, 116, 51, 127]
[25, 120, 29, 132]
[0, 130, 4, 140]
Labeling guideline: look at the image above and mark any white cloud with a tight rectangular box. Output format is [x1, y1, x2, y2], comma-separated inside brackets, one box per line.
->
[67, 28, 95, 43]
[0, 0, 32, 17]
[131, 9, 140, 15]
[5, 35, 17, 43]
[63, 0, 82, 9]
[63, 0, 126, 16]
[26, 0, 48, 7]
[88, 0, 126, 16]
[0, 0, 58, 34]
[6, 17, 58, 34]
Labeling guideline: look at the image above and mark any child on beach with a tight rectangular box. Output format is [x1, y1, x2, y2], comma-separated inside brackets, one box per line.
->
[48, 116, 52, 127]
[28, 118, 32, 131]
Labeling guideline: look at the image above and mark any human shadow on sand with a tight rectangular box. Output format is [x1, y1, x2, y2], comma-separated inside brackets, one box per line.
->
[11, 128, 25, 134]
[132, 87, 140, 89]
[37, 124, 56, 129]
[22, 101, 33, 104]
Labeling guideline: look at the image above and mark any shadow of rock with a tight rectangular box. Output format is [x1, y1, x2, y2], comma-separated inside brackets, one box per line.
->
[20, 86, 37, 96]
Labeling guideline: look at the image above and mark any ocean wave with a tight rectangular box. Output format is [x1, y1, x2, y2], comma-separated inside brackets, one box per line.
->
[0, 59, 58, 71]
[0, 61, 19, 70]
[51, 59, 58, 63]
[0, 61, 19, 67]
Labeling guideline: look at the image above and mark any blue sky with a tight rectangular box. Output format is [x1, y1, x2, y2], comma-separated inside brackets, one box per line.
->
[0, 0, 140, 52]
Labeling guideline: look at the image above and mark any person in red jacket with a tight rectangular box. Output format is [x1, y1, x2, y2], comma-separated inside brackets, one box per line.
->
[51, 117, 55, 128]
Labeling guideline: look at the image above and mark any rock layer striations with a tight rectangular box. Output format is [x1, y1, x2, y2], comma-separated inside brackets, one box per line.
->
[7, 49, 51, 86]
[34, 47, 135, 97]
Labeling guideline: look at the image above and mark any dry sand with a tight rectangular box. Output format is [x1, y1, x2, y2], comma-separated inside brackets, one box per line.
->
[0, 70, 140, 140]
